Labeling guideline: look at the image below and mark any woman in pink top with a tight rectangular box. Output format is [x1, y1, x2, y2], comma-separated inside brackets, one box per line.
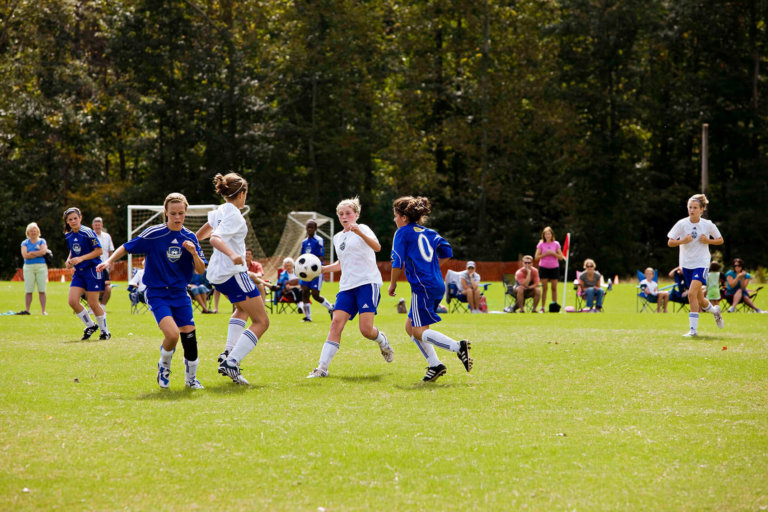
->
[534, 226, 564, 312]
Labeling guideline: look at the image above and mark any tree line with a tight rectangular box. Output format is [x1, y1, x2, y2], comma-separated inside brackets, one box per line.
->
[1, 0, 766, 279]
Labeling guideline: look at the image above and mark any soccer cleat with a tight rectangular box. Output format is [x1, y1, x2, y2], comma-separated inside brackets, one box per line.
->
[378, 331, 394, 363]
[712, 305, 724, 329]
[218, 359, 249, 385]
[306, 368, 329, 378]
[157, 364, 171, 388]
[302, 317, 312, 322]
[185, 378, 204, 390]
[99, 332, 111, 341]
[457, 340, 472, 372]
[217, 350, 230, 365]
[422, 364, 447, 382]
[682, 330, 698, 338]
[81, 325, 99, 340]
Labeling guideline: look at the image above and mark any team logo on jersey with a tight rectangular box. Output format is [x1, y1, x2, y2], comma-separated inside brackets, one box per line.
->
[413, 227, 425, 233]
[340, 242, 345, 251]
[72, 242, 82, 254]
[167, 245, 182, 262]
[171, 238, 179, 244]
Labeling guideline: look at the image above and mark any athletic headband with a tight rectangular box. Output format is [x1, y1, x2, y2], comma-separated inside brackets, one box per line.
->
[227, 182, 246, 198]
[64, 207, 81, 217]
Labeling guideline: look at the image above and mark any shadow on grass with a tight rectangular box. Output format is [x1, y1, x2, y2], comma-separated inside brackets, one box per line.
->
[135, 382, 258, 400]
[393, 381, 467, 391]
[339, 374, 386, 383]
[63, 338, 109, 344]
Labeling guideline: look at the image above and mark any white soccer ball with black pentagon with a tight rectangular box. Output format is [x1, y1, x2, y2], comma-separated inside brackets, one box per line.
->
[296, 253, 322, 280]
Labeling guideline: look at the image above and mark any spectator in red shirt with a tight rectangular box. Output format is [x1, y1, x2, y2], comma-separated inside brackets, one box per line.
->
[513, 255, 541, 312]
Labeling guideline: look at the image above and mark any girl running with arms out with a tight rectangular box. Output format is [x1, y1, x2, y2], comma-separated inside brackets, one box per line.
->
[196, 173, 269, 386]
[307, 197, 393, 378]
[388, 196, 472, 382]
[667, 194, 724, 337]
[98, 193, 207, 389]
[63, 207, 110, 340]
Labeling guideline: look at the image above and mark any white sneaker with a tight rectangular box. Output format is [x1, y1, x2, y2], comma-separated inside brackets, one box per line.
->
[378, 331, 394, 363]
[307, 368, 328, 378]
[682, 330, 698, 337]
[157, 364, 171, 388]
[712, 305, 724, 329]
[185, 378, 204, 390]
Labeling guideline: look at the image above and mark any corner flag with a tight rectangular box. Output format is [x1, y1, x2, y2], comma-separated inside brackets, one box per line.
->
[561, 233, 571, 312]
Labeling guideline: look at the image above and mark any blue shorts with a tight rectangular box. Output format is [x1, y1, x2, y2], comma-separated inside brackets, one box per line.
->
[214, 272, 260, 304]
[683, 267, 708, 286]
[409, 287, 444, 328]
[334, 283, 380, 320]
[70, 267, 104, 292]
[300, 275, 323, 290]
[145, 288, 195, 327]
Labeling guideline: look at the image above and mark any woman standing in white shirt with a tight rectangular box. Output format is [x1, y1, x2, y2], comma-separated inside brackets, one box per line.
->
[197, 173, 269, 385]
[667, 194, 724, 337]
[307, 197, 393, 378]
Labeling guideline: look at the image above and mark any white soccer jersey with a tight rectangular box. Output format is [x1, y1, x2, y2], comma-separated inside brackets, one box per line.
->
[640, 278, 658, 296]
[96, 231, 115, 262]
[205, 202, 248, 284]
[667, 217, 722, 269]
[333, 224, 383, 291]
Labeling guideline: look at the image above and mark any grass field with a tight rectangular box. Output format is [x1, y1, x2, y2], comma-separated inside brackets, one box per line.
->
[1, 280, 767, 511]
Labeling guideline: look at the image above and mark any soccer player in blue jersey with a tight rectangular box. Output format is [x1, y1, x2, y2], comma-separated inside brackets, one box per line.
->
[98, 193, 207, 389]
[299, 219, 334, 322]
[196, 173, 270, 386]
[63, 207, 111, 341]
[388, 196, 472, 382]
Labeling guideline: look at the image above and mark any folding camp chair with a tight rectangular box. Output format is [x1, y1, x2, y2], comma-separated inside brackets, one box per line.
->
[669, 271, 690, 313]
[502, 273, 533, 313]
[725, 286, 764, 312]
[445, 270, 469, 313]
[636, 269, 674, 313]
[274, 269, 300, 314]
[574, 271, 610, 311]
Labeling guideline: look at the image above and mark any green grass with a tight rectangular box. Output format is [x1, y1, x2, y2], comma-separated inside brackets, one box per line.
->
[1, 280, 767, 511]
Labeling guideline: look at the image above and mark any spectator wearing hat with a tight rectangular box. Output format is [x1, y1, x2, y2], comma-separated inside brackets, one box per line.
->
[460, 261, 482, 313]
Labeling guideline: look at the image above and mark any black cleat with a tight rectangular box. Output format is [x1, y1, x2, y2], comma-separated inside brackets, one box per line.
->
[98, 332, 111, 340]
[457, 340, 472, 372]
[81, 325, 99, 340]
[217, 350, 230, 365]
[422, 364, 447, 382]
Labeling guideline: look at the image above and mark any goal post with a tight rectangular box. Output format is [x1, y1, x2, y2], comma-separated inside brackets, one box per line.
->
[261, 212, 335, 282]
[126, 204, 266, 274]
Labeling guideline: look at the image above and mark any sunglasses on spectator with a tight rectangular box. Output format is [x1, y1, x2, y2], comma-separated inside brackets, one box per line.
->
[585, 264, 595, 268]
[523, 261, 533, 264]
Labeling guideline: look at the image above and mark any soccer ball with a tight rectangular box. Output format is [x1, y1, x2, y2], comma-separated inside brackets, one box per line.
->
[296, 253, 322, 281]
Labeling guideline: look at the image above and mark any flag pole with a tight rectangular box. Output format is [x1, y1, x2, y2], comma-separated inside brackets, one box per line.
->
[561, 232, 571, 313]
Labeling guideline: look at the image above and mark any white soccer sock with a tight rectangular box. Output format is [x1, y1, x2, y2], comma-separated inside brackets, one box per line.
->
[298, 301, 304, 312]
[702, 303, 712, 312]
[159, 347, 174, 368]
[184, 358, 199, 382]
[319, 341, 340, 371]
[76, 308, 96, 327]
[321, 299, 333, 311]
[95, 314, 109, 334]
[422, 329, 460, 352]
[228, 329, 259, 364]
[374, 328, 387, 347]
[412, 336, 441, 367]
[305, 304, 312, 320]
[226, 318, 247, 353]
[689, 312, 699, 333]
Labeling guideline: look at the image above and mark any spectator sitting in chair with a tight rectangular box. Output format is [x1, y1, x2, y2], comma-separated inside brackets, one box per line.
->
[188, 272, 213, 313]
[245, 247, 276, 297]
[640, 266, 669, 313]
[513, 255, 541, 313]
[725, 258, 765, 313]
[668, 266, 690, 304]
[579, 258, 604, 312]
[277, 257, 302, 304]
[461, 261, 483, 313]
[127, 261, 147, 304]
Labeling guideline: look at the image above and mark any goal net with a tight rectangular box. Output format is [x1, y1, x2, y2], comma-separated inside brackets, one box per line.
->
[126, 204, 267, 273]
[261, 212, 335, 282]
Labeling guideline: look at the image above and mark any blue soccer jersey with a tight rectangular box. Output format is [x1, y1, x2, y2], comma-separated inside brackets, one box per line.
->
[123, 224, 206, 291]
[65, 227, 102, 272]
[301, 234, 325, 259]
[391, 223, 453, 294]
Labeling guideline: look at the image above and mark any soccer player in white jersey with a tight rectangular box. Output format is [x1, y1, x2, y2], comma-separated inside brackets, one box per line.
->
[196, 173, 269, 386]
[63, 207, 110, 341]
[388, 196, 472, 382]
[667, 194, 725, 337]
[98, 193, 207, 389]
[307, 197, 393, 378]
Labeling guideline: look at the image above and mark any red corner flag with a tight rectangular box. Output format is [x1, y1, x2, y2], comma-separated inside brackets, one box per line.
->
[562, 232, 571, 258]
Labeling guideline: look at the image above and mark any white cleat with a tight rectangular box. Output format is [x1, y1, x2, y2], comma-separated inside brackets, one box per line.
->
[185, 378, 204, 390]
[378, 331, 394, 363]
[712, 305, 724, 329]
[306, 368, 328, 378]
[218, 359, 250, 385]
[157, 364, 171, 388]
[682, 330, 698, 338]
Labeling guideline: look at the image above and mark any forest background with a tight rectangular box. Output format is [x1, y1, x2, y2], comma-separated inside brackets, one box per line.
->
[1, 0, 766, 279]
